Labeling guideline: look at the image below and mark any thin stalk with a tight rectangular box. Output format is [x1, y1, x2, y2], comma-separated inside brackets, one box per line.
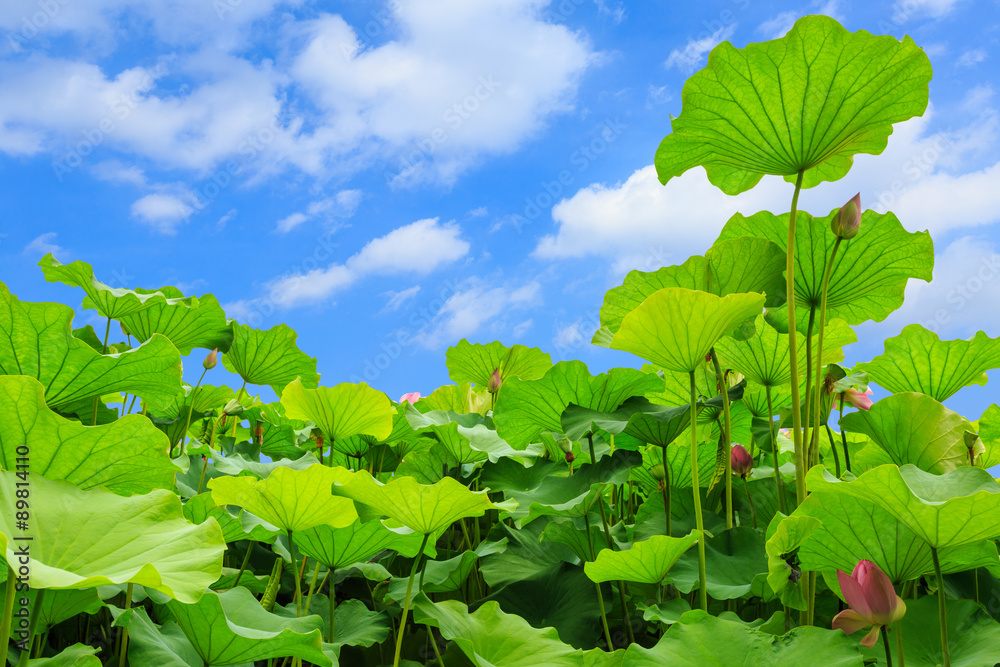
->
[428, 626, 445, 667]
[117, 583, 132, 667]
[785, 170, 807, 505]
[742, 477, 757, 529]
[811, 237, 843, 468]
[288, 530, 303, 617]
[839, 397, 851, 472]
[765, 386, 786, 514]
[197, 455, 210, 495]
[895, 619, 906, 667]
[825, 424, 842, 477]
[689, 370, 708, 611]
[16, 589, 45, 667]
[230, 381, 246, 440]
[660, 445, 671, 536]
[233, 541, 253, 588]
[584, 512, 614, 650]
[175, 367, 209, 458]
[802, 307, 816, 466]
[125, 393, 138, 415]
[92, 316, 113, 426]
[881, 625, 893, 667]
[1, 565, 16, 657]
[709, 349, 733, 530]
[931, 547, 951, 667]
[393, 533, 431, 667]
[328, 568, 336, 642]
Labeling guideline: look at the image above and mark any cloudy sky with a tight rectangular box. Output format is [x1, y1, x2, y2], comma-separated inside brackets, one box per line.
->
[1, 0, 998, 419]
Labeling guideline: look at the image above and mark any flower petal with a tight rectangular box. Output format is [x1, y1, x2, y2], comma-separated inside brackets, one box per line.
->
[832, 609, 871, 636]
[837, 569, 872, 618]
[858, 563, 901, 624]
[860, 624, 883, 648]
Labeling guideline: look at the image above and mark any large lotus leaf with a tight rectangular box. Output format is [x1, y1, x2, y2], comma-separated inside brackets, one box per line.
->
[791, 492, 1000, 583]
[561, 397, 691, 445]
[0, 585, 102, 639]
[120, 287, 233, 355]
[281, 378, 392, 445]
[416, 381, 491, 416]
[596, 237, 785, 341]
[209, 464, 357, 532]
[858, 325, 1000, 401]
[405, 405, 526, 464]
[385, 551, 478, 602]
[719, 209, 933, 327]
[584, 532, 700, 584]
[446, 339, 552, 390]
[0, 283, 183, 410]
[210, 452, 321, 478]
[764, 514, 820, 610]
[29, 644, 103, 667]
[807, 464, 1000, 548]
[859, 596, 1000, 667]
[155, 384, 235, 421]
[273, 595, 389, 650]
[840, 392, 971, 473]
[480, 518, 578, 588]
[222, 323, 319, 394]
[654, 15, 932, 194]
[38, 254, 177, 318]
[293, 520, 426, 569]
[182, 493, 280, 544]
[0, 471, 223, 603]
[621, 610, 863, 665]
[112, 606, 201, 667]
[412, 596, 620, 667]
[633, 441, 717, 495]
[479, 457, 564, 497]
[0, 376, 176, 495]
[165, 587, 331, 666]
[493, 361, 661, 450]
[610, 288, 766, 373]
[540, 518, 613, 563]
[978, 404, 1000, 469]
[671, 527, 768, 600]
[331, 469, 509, 535]
[714, 316, 856, 387]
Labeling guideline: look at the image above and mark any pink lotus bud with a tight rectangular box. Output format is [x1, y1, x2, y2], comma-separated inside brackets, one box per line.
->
[832, 559, 906, 647]
[488, 368, 502, 394]
[731, 444, 753, 478]
[203, 348, 218, 370]
[843, 387, 874, 411]
[399, 392, 421, 404]
[831, 193, 862, 239]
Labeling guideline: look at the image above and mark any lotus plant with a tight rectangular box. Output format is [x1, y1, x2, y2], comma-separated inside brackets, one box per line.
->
[731, 444, 756, 528]
[833, 560, 905, 663]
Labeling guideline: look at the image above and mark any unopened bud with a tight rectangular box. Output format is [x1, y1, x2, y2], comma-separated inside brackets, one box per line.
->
[565, 451, 575, 463]
[223, 399, 244, 416]
[831, 193, 862, 239]
[203, 348, 218, 370]
[965, 430, 982, 465]
[731, 444, 753, 478]
[488, 368, 502, 394]
[557, 435, 573, 454]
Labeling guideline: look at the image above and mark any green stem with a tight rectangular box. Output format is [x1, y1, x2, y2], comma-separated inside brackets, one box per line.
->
[895, 618, 906, 667]
[584, 512, 614, 650]
[689, 369, 708, 612]
[175, 367, 209, 458]
[197, 453, 210, 495]
[811, 237, 843, 468]
[328, 567, 336, 643]
[881, 625, 893, 667]
[660, 445, 671, 536]
[393, 533, 430, 667]
[1, 565, 15, 658]
[230, 381, 246, 440]
[234, 542, 253, 589]
[428, 625, 445, 667]
[931, 547, 950, 667]
[785, 170, 807, 506]
[17, 589, 45, 667]
[92, 316, 113, 426]
[802, 307, 816, 467]
[742, 477, 757, 529]
[765, 386, 786, 515]
[288, 530, 303, 617]
[117, 583, 132, 667]
[839, 397, 851, 472]
[709, 349, 733, 530]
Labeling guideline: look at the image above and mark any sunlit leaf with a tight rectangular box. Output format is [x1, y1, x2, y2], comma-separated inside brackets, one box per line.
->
[222, 323, 319, 394]
[120, 287, 233, 355]
[38, 254, 175, 319]
[293, 520, 426, 569]
[584, 532, 700, 584]
[446, 339, 552, 390]
[281, 378, 393, 445]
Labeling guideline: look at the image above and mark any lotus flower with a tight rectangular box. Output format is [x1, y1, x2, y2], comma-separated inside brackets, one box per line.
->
[843, 387, 874, 411]
[831, 193, 862, 239]
[731, 444, 753, 478]
[399, 392, 421, 404]
[832, 560, 906, 647]
[203, 348, 218, 370]
[488, 368, 502, 394]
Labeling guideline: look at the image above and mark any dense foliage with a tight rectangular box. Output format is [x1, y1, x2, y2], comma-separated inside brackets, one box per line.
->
[3, 14, 998, 667]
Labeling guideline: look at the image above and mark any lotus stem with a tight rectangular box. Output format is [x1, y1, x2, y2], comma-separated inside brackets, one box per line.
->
[584, 511, 615, 650]
[765, 386, 786, 515]
[287, 530, 303, 617]
[689, 369, 708, 611]
[393, 533, 430, 667]
[811, 237, 842, 467]
[742, 477, 757, 529]
[1, 566, 16, 658]
[17, 589, 44, 667]
[802, 307, 816, 465]
[174, 367, 209, 458]
[931, 547, 950, 666]
[825, 425, 841, 478]
[881, 625, 893, 667]
[327, 567, 335, 642]
[661, 445, 671, 536]
[895, 618, 906, 667]
[230, 381, 246, 440]
[197, 454, 210, 495]
[709, 349, 734, 530]
[234, 541, 254, 589]
[785, 169, 807, 506]
[838, 397, 851, 472]
[117, 583, 132, 667]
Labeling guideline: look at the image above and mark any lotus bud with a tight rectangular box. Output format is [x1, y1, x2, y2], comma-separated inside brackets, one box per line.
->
[831, 193, 862, 239]
[832, 560, 906, 647]
[565, 451, 575, 463]
[203, 348, 218, 370]
[842, 387, 874, 411]
[120, 322, 131, 337]
[650, 463, 666, 490]
[557, 435, 573, 454]
[399, 392, 421, 404]
[965, 430, 982, 465]
[253, 424, 263, 446]
[731, 444, 753, 478]
[223, 398, 244, 416]
[488, 368, 502, 394]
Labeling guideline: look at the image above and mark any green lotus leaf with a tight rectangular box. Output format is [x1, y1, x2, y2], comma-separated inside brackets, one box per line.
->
[209, 464, 357, 532]
[29, 643, 103, 666]
[633, 441, 717, 496]
[493, 361, 662, 450]
[281, 378, 392, 447]
[412, 596, 619, 667]
[480, 518, 577, 588]
[0, 376, 177, 495]
[621, 610, 863, 665]
[671, 527, 768, 600]
[112, 606, 201, 667]
[38, 254, 177, 319]
[331, 469, 510, 535]
[609, 288, 766, 373]
[0, 471, 224, 603]
[165, 587, 331, 666]
[155, 384, 235, 421]
[0, 585, 102, 640]
[978, 404, 1000, 469]
[596, 237, 786, 342]
[119, 288, 233, 355]
[539, 518, 611, 563]
[790, 492, 1000, 583]
[584, 532, 701, 584]
[210, 452, 321, 478]
[416, 382, 491, 416]
[404, 404, 529, 464]
[0, 283, 184, 411]
[718, 209, 933, 327]
[293, 520, 426, 569]
[858, 325, 1000, 401]
[714, 316, 856, 387]
[654, 15, 932, 194]
[765, 514, 820, 610]
[182, 493, 280, 544]
[839, 392, 972, 473]
[806, 464, 1000, 548]
[222, 323, 319, 394]
[446, 339, 553, 390]
[385, 551, 478, 602]
[274, 596, 389, 650]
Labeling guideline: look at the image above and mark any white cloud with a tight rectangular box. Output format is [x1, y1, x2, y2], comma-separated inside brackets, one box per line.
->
[468, 206, 488, 218]
[276, 189, 363, 233]
[415, 279, 540, 348]
[91, 160, 146, 186]
[266, 218, 470, 307]
[554, 320, 585, 349]
[594, 0, 626, 23]
[757, 11, 797, 40]
[957, 49, 987, 68]
[130, 193, 194, 234]
[664, 24, 737, 74]
[216, 208, 237, 230]
[23, 232, 63, 256]
[383, 286, 422, 312]
[891, 0, 961, 23]
[512, 319, 533, 337]
[276, 212, 309, 233]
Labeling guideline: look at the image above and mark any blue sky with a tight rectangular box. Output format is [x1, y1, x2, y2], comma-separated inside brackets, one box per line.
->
[1, 0, 999, 420]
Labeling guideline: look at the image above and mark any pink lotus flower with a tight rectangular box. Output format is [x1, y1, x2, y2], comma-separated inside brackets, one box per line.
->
[399, 392, 421, 404]
[843, 387, 874, 411]
[731, 444, 753, 478]
[203, 348, 218, 370]
[831, 193, 862, 239]
[832, 560, 906, 647]
[488, 368, 502, 394]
